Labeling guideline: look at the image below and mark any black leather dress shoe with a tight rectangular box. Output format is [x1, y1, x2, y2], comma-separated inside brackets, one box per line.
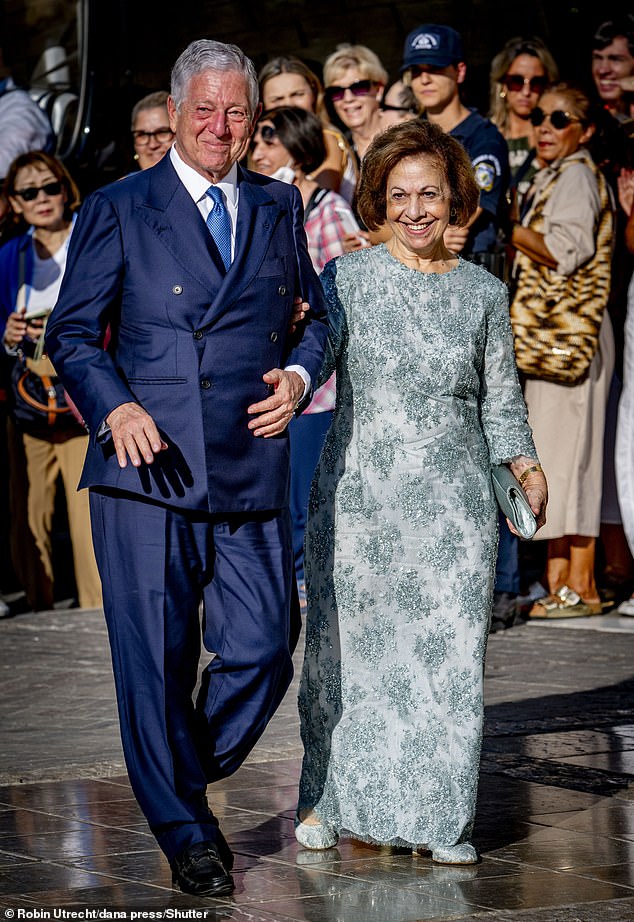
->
[171, 841, 234, 897]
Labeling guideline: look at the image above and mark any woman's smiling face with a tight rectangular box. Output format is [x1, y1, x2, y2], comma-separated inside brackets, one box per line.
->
[385, 155, 451, 258]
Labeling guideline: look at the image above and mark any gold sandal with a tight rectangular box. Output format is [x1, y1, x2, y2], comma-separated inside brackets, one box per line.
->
[528, 585, 601, 619]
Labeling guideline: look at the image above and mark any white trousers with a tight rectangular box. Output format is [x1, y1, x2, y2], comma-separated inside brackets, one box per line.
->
[616, 274, 634, 553]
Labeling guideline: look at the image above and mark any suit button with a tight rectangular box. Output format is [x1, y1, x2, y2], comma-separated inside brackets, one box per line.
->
[193, 330, 203, 340]
[200, 378, 211, 389]
[270, 331, 278, 342]
[278, 285, 287, 296]
[172, 285, 183, 295]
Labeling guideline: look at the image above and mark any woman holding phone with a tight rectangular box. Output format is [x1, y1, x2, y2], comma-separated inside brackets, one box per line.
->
[0, 151, 102, 611]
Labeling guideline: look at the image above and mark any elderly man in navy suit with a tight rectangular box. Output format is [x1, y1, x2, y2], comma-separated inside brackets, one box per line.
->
[45, 39, 328, 897]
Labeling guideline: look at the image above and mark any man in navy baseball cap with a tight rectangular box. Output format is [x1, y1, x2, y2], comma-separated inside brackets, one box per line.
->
[401, 24, 464, 71]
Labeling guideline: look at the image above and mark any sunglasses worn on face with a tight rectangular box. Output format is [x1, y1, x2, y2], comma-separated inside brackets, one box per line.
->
[503, 74, 549, 94]
[529, 107, 581, 129]
[325, 79, 376, 103]
[13, 181, 63, 201]
[131, 128, 174, 145]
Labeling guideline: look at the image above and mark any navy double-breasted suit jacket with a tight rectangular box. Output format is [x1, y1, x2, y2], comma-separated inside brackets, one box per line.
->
[45, 155, 329, 513]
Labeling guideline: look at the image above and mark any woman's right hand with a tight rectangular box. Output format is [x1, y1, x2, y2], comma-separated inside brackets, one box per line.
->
[342, 231, 371, 252]
[3, 310, 28, 348]
[443, 225, 469, 254]
[617, 168, 634, 218]
[288, 297, 309, 334]
[2, 311, 45, 349]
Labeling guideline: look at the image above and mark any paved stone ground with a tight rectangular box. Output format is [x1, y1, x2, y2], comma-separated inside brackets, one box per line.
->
[2, 607, 634, 920]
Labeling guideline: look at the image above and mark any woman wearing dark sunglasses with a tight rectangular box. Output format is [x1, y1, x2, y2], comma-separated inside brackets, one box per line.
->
[322, 44, 388, 166]
[509, 82, 615, 620]
[0, 151, 102, 612]
[258, 56, 358, 204]
[489, 36, 559, 194]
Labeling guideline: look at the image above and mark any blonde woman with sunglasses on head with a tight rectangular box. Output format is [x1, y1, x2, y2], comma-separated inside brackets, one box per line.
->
[489, 36, 559, 195]
[322, 44, 388, 166]
[259, 56, 358, 204]
[509, 83, 615, 620]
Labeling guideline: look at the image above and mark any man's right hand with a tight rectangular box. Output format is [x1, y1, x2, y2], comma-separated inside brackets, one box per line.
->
[105, 402, 168, 468]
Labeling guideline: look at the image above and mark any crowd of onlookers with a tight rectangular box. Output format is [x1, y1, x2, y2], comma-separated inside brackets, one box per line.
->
[0, 15, 632, 624]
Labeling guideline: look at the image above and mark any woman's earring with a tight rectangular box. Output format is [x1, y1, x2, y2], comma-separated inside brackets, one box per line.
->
[450, 207, 457, 223]
[133, 153, 139, 161]
[499, 89, 507, 100]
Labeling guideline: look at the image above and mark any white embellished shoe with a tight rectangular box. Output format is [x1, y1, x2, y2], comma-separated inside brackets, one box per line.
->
[294, 812, 338, 850]
[429, 842, 478, 865]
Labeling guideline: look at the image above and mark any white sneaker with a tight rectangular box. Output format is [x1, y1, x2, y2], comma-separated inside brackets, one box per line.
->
[617, 597, 634, 617]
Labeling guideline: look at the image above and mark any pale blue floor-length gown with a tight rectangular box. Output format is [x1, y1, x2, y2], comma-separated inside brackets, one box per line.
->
[298, 245, 537, 849]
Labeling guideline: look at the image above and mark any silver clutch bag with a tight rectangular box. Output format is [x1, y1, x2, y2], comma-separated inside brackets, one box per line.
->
[491, 464, 537, 540]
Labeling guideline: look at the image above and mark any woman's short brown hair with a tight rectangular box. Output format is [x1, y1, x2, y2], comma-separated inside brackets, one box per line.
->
[356, 119, 479, 231]
[3, 151, 80, 226]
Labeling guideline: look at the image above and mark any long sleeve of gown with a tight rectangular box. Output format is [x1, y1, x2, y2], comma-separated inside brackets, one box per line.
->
[479, 281, 538, 465]
[316, 259, 349, 389]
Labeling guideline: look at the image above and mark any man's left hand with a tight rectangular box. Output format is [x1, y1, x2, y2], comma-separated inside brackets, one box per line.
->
[247, 369, 304, 437]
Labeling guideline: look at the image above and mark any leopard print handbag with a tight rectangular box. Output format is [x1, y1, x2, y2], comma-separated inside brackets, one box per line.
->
[510, 155, 613, 386]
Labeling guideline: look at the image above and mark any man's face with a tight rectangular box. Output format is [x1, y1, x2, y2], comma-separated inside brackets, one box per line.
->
[168, 69, 258, 180]
[592, 36, 634, 108]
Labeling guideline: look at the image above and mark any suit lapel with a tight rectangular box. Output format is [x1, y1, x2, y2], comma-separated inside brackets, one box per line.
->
[197, 170, 283, 326]
[135, 156, 226, 292]
[134, 159, 284, 324]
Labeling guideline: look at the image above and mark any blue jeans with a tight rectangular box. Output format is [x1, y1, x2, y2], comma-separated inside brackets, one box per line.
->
[496, 510, 520, 594]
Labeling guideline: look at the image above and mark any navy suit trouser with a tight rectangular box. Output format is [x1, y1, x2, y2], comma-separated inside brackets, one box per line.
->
[89, 490, 295, 861]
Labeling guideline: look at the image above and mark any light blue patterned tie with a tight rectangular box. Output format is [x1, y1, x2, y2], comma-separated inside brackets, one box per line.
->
[205, 185, 232, 271]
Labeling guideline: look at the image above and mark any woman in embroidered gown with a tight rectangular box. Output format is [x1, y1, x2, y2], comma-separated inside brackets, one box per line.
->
[295, 120, 547, 863]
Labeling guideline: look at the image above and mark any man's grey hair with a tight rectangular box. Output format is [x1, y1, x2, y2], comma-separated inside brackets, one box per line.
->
[171, 39, 259, 116]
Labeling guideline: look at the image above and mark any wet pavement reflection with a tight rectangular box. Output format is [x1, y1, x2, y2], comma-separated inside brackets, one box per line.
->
[2, 610, 634, 919]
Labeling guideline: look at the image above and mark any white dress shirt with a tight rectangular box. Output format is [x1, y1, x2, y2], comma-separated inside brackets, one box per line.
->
[169, 144, 310, 399]
[0, 78, 55, 179]
[170, 145, 238, 261]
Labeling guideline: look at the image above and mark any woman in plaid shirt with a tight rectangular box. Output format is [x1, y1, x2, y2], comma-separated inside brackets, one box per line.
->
[250, 105, 367, 602]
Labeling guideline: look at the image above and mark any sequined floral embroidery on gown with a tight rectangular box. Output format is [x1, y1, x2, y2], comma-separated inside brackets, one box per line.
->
[298, 245, 536, 849]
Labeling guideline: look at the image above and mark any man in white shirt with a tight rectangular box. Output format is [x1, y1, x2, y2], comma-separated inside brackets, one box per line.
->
[0, 46, 55, 222]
